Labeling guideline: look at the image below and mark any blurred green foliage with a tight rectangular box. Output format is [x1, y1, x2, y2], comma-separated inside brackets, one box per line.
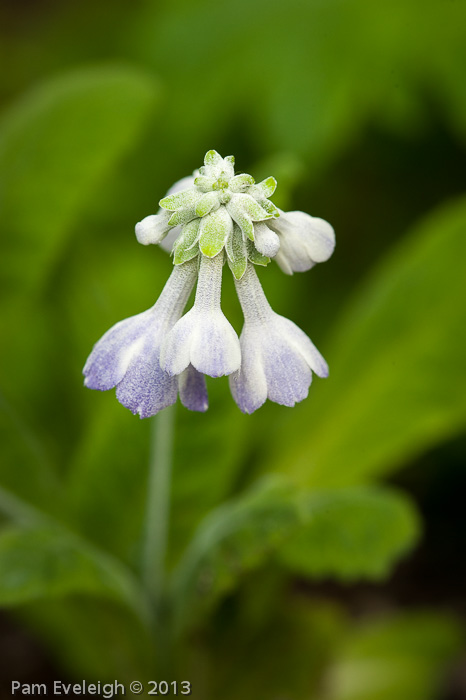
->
[0, 0, 465, 698]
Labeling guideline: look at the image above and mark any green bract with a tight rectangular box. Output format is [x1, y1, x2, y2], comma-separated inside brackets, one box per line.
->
[159, 150, 279, 279]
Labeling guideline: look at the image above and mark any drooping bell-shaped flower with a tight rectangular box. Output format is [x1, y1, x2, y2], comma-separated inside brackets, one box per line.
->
[161, 251, 240, 378]
[83, 259, 207, 417]
[269, 210, 335, 275]
[229, 263, 328, 413]
[84, 149, 335, 416]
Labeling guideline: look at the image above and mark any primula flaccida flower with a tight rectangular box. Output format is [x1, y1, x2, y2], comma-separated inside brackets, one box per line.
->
[229, 263, 328, 413]
[84, 260, 208, 417]
[83, 150, 335, 416]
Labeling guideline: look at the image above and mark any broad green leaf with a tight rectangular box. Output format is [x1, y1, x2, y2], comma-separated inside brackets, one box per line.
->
[271, 197, 466, 487]
[0, 525, 147, 618]
[326, 613, 463, 700]
[172, 481, 420, 632]
[0, 64, 159, 294]
[278, 487, 421, 581]
[171, 477, 302, 631]
[21, 598, 155, 683]
[207, 595, 347, 700]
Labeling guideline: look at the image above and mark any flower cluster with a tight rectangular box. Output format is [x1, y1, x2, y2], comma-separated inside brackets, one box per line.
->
[84, 150, 335, 416]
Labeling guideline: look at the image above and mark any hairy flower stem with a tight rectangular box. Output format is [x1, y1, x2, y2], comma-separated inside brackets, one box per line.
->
[142, 405, 176, 647]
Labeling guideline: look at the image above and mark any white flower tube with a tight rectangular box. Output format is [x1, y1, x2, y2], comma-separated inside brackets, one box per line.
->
[161, 251, 241, 377]
[229, 263, 328, 413]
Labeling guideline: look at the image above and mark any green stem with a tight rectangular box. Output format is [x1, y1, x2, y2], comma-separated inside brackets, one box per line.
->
[142, 404, 176, 612]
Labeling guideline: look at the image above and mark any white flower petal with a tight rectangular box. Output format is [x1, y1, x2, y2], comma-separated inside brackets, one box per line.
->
[229, 327, 268, 414]
[166, 174, 197, 197]
[271, 210, 335, 273]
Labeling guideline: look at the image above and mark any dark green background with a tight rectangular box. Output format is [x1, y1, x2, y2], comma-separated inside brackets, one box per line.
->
[0, 1, 465, 698]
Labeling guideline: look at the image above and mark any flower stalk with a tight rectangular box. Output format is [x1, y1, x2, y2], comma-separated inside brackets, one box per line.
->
[142, 405, 176, 625]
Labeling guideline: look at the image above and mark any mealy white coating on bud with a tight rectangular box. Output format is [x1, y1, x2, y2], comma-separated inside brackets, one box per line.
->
[135, 211, 171, 245]
[156, 151, 280, 267]
[253, 222, 280, 258]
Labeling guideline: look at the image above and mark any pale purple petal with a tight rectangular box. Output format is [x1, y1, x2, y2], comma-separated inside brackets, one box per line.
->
[271, 315, 329, 378]
[260, 332, 312, 406]
[231, 263, 328, 413]
[115, 330, 178, 418]
[178, 365, 209, 412]
[83, 260, 198, 417]
[83, 309, 154, 391]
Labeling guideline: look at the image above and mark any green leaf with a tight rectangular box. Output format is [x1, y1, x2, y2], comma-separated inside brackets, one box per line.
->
[254, 176, 277, 198]
[168, 205, 198, 226]
[199, 206, 232, 257]
[0, 525, 147, 617]
[194, 175, 216, 192]
[229, 174, 255, 192]
[159, 188, 200, 211]
[173, 219, 200, 264]
[208, 594, 347, 700]
[246, 239, 269, 266]
[204, 149, 223, 170]
[272, 196, 466, 487]
[171, 477, 303, 631]
[195, 191, 220, 217]
[278, 486, 421, 581]
[172, 480, 420, 632]
[234, 193, 273, 221]
[22, 598, 155, 683]
[225, 224, 248, 279]
[0, 64, 160, 294]
[326, 613, 463, 700]
[257, 198, 280, 218]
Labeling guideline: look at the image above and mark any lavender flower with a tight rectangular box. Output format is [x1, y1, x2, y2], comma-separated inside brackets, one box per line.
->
[83, 259, 208, 417]
[83, 149, 335, 416]
[229, 263, 328, 413]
